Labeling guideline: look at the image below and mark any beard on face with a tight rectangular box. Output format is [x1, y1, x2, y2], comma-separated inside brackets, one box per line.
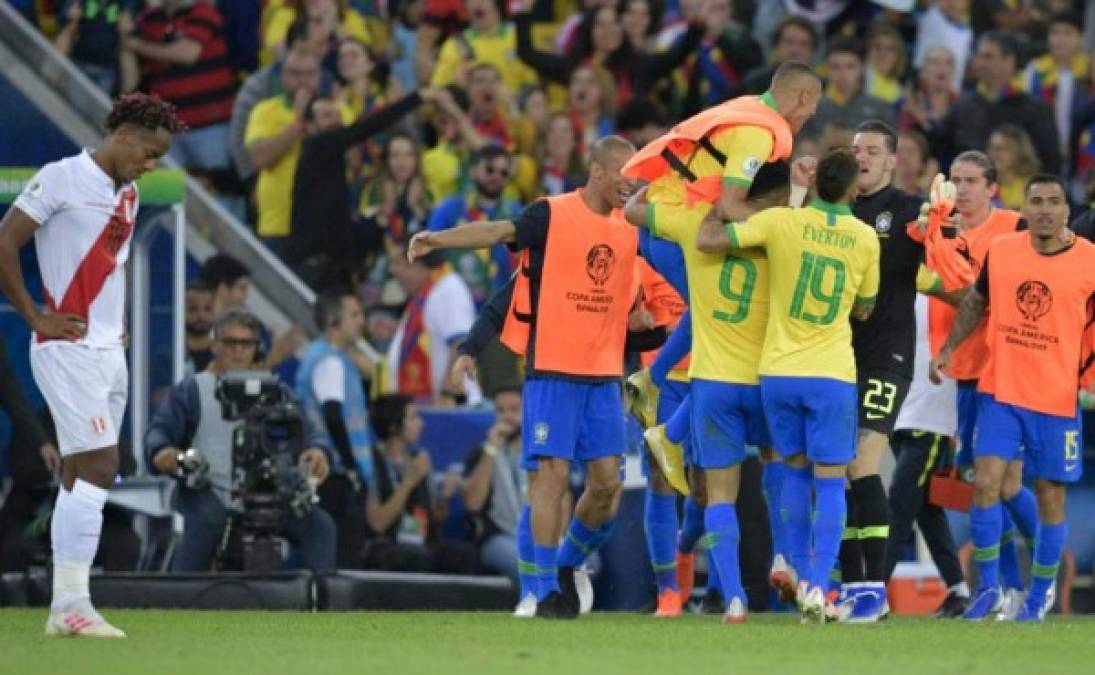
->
[185, 321, 212, 337]
[475, 177, 504, 201]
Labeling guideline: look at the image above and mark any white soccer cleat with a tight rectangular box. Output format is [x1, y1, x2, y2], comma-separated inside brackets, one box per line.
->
[575, 566, 594, 614]
[800, 586, 827, 625]
[723, 596, 747, 625]
[45, 600, 125, 638]
[997, 588, 1026, 621]
[513, 592, 538, 618]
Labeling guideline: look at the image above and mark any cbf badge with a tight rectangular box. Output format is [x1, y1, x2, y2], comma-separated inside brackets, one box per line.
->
[875, 211, 892, 235]
[534, 423, 550, 445]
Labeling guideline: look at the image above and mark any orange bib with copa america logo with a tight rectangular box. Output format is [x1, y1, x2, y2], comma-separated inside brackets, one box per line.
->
[927, 208, 1022, 378]
[500, 190, 637, 377]
[977, 232, 1095, 417]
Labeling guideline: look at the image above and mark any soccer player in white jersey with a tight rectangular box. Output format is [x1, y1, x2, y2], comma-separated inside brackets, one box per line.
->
[0, 93, 181, 638]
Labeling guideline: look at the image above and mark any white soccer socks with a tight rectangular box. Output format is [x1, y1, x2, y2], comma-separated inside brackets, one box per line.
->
[50, 479, 107, 611]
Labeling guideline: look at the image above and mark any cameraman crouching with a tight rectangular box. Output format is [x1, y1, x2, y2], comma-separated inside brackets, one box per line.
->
[145, 310, 337, 573]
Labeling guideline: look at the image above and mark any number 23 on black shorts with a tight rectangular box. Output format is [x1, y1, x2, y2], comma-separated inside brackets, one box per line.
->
[856, 370, 911, 435]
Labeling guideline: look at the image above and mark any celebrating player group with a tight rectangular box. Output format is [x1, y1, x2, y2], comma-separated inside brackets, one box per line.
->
[410, 58, 1095, 625]
[2, 59, 1090, 638]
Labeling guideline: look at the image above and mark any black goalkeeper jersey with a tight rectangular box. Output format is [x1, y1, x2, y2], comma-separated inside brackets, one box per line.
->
[851, 185, 925, 378]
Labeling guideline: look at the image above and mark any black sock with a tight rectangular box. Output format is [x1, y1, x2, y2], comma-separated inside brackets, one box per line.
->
[838, 488, 864, 584]
[852, 475, 890, 582]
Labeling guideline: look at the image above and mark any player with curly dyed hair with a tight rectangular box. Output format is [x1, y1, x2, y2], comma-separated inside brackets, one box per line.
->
[0, 92, 181, 638]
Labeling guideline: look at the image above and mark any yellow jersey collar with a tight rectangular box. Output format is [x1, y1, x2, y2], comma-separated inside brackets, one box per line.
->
[810, 198, 852, 216]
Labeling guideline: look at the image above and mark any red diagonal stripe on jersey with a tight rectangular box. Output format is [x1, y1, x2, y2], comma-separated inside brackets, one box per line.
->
[38, 188, 136, 344]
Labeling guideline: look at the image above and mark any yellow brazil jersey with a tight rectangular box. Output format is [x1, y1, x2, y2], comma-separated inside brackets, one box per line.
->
[245, 96, 355, 237]
[727, 199, 880, 383]
[430, 23, 539, 94]
[651, 204, 770, 385]
[646, 124, 776, 208]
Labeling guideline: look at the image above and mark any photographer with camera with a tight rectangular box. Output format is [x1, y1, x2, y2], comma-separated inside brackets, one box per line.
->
[145, 310, 336, 573]
[295, 291, 377, 568]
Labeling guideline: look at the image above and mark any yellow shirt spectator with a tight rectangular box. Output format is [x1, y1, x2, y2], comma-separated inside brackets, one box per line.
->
[245, 95, 354, 237]
[422, 141, 466, 203]
[430, 23, 539, 95]
[261, 3, 381, 67]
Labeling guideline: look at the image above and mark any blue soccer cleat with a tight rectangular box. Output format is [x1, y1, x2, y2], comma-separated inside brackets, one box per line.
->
[1013, 595, 1050, 623]
[841, 583, 888, 623]
[962, 587, 1003, 621]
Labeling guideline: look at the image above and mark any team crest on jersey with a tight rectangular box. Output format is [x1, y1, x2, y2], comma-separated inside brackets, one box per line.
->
[586, 244, 616, 286]
[1016, 280, 1053, 321]
[742, 156, 761, 178]
[534, 423, 550, 445]
[875, 211, 892, 234]
[90, 416, 107, 435]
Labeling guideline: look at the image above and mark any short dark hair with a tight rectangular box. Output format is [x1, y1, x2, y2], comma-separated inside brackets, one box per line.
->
[815, 148, 859, 203]
[371, 393, 414, 441]
[314, 290, 352, 331]
[855, 119, 898, 154]
[981, 30, 1021, 63]
[471, 144, 510, 167]
[771, 60, 822, 93]
[826, 37, 864, 62]
[286, 17, 309, 49]
[952, 150, 998, 184]
[1025, 173, 1068, 197]
[105, 93, 185, 134]
[199, 254, 250, 291]
[1049, 9, 1083, 33]
[303, 95, 335, 123]
[492, 382, 523, 399]
[748, 160, 791, 201]
[212, 309, 263, 341]
[774, 15, 817, 52]
[186, 279, 212, 294]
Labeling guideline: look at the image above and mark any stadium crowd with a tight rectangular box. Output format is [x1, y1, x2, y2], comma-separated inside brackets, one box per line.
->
[1, 0, 1095, 627]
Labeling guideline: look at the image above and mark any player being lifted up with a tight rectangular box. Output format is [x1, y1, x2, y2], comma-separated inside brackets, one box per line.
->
[931, 174, 1095, 622]
[0, 94, 182, 638]
[621, 60, 822, 615]
[698, 149, 880, 624]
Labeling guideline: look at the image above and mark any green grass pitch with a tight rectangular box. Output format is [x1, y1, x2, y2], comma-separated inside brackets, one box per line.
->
[1, 609, 1093, 675]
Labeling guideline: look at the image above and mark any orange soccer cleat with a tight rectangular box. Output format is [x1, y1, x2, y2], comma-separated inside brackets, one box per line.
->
[654, 588, 683, 618]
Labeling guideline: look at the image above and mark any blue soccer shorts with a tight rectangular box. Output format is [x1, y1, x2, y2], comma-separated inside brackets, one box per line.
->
[522, 378, 628, 469]
[973, 394, 1083, 483]
[760, 375, 857, 465]
[691, 378, 770, 470]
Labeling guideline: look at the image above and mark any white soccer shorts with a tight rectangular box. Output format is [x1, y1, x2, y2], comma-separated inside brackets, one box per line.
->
[30, 344, 127, 456]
